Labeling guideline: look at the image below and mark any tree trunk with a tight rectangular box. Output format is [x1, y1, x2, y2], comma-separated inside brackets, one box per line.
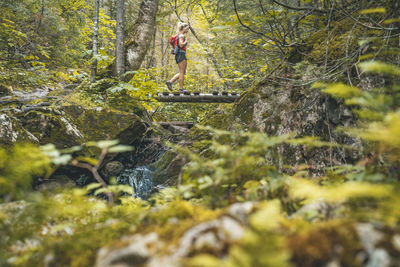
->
[115, 0, 125, 77]
[91, 0, 100, 83]
[125, 0, 159, 72]
[146, 27, 157, 68]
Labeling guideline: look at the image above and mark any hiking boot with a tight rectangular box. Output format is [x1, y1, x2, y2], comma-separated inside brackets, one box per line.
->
[179, 88, 189, 93]
[165, 81, 173, 91]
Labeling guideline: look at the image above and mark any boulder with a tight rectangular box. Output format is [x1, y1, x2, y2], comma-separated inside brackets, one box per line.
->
[289, 200, 343, 222]
[95, 232, 162, 267]
[356, 223, 392, 267]
[1, 104, 148, 149]
[100, 161, 125, 179]
[0, 84, 12, 96]
[37, 175, 75, 192]
[227, 201, 256, 224]
[95, 206, 249, 267]
[174, 215, 244, 258]
[232, 85, 362, 174]
[20, 110, 84, 148]
[148, 150, 185, 185]
[189, 82, 362, 175]
[62, 105, 148, 144]
[0, 113, 38, 146]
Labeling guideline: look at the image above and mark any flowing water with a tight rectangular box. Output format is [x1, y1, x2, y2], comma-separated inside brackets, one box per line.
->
[118, 166, 154, 199]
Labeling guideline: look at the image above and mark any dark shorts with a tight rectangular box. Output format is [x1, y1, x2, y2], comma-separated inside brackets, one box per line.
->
[175, 52, 187, 64]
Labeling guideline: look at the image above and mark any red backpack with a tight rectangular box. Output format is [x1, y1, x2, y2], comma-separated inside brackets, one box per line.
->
[170, 34, 179, 54]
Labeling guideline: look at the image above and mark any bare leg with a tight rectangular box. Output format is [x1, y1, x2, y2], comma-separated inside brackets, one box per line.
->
[178, 60, 187, 89]
[170, 73, 180, 83]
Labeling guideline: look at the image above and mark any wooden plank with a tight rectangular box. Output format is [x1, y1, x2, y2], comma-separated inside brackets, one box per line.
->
[155, 93, 239, 103]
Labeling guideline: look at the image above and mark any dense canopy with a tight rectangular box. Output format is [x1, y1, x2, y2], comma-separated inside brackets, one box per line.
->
[1, 0, 400, 266]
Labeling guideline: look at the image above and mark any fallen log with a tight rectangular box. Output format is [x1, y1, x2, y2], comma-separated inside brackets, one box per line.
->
[155, 93, 238, 103]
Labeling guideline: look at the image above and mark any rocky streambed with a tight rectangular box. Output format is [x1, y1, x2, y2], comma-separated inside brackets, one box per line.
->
[0, 86, 187, 197]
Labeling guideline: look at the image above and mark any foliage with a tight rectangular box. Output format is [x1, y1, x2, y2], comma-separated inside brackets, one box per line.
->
[1, 1, 400, 267]
[177, 126, 335, 208]
[0, 144, 51, 202]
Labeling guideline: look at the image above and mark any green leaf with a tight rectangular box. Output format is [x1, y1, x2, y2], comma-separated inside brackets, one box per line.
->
[322, 83, 362, 98]
[97, 140, 120, 149]
[40, 144, 60, 158]
[250, 200, 282, 231]
[86, 183, 102, 191]
[40, 143, 56, 152]
[359, 8, 386, 14]
[94, 187, 108, 196]
[52, 154, 72, 165]
[359, 61, 400, 76]
[108, 145, 134, 153]
[75, 156, 98, 166]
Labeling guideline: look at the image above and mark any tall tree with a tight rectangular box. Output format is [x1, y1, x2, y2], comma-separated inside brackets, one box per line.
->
[91, 0, 100, 83]
[125, 0, 159, 71]
[115, 0, 125, 77]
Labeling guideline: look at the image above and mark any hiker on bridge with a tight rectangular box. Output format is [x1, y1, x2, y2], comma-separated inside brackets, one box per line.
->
[166, 22, 189, 92]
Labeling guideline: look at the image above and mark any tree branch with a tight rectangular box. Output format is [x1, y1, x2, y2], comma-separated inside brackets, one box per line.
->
[271, 0, 326, 13]
[232, 0, 285, 54]
[69, 148, 114, 205]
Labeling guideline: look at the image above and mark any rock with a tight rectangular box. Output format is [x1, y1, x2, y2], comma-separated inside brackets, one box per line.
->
[20, 110, 84, 148]
[366, 249, 391, 267]
[101, 161, 124, 178]
[95, 209, 248, 267]
[227, 201, 256, 224]
[355, 223, 392, 267]
[95, 232, 162, 267]
[0, 113, 39, 146]
[392, 235, 400, 251]
[233, 86, 361, 174]
[356, 223, 384, 256]
[190, 83, 362, 175]
[0, 84, 12, 96]
[148, 150, 186, 186]
[62, 105, 148, 145]
[1, 84, 149, 149]
[290, 200, 343, 221]
[37, 175, 75, 192]
[174, 216, 244, 257]
[0, 113, 19, 145]
[1, 104, 149, 149]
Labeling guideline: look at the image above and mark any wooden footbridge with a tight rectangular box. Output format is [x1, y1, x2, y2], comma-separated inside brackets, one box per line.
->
[155, 91, 239, 103]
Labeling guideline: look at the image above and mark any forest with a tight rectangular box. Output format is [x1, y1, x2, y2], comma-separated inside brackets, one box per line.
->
[0, 0, 400, 266]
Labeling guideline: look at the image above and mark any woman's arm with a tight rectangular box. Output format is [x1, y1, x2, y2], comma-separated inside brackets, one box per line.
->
[179, 36, 188, 48]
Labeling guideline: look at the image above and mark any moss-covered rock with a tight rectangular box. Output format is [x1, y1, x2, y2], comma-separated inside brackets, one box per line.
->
[187, 78, 361, 175]
[0, 113, 39, 146]
[287, 220, 363, 266]
[62, 105, 148, 145]
[2, 102, 149, 150]
[306, 18, 362, 64]
[288, 18, 363, 64]
[148, 150, 185, 185]
[100, 161, 124, 179]
[20, 110, 84, 148]
[0, 84, 12, 97]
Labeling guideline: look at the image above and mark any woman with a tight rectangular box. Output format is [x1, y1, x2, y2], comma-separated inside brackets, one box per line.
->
[166, 22, 189, 92]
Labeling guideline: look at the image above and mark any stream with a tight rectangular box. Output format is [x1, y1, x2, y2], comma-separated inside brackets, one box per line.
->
[117, 166, 154, 199]
[114, 143, 167, 199]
